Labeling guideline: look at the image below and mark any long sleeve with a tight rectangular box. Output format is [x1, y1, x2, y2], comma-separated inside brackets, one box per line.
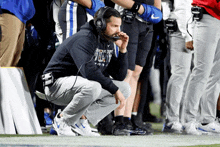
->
[171, 0, 193, 42]
[105, 52, 128, 81]
[185, 0, 194, 42]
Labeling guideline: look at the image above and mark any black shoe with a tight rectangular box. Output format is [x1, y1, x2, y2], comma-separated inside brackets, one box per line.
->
[133, 126, 153, 135]
[140, 123, 154, 134]
[97, 114, 114, 135]
[131, 113, 152, 127]
[124, 121, 136, 134]
[112, 122, 130, 136]
[131, 114, 154, 133]
[143, 114, 163, 123]
[124, 120, 152, 135]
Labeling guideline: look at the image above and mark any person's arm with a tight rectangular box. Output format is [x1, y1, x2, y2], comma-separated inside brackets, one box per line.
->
[173, 0, 194, 49]
[114, 89, 126, 109]
[112, 0, 162, 24]
[105, 51, 128, 81]
[73, 0, 105, 16]
[154, 0, 162, 10]
[70, 36, 119, 94]
[105, 31, 129, 80]
[111, 0, 145, 14]
[112, 0, 161, 13]
[185, 0, 194, 50]
[73, 0, 92, 8]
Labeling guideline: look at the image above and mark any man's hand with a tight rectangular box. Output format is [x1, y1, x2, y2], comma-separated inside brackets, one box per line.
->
[114, 32, 129, 53]
[85, 0, 105, 16]
[139, 3, 162, 24]
[114, 90, 126, 109]
[185, 41, 194, 50]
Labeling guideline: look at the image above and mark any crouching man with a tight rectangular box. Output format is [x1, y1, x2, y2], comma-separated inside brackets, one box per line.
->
[42, 7, 131, 136]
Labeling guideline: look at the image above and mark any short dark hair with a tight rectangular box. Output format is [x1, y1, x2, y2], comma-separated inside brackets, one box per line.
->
[94, 7, 121, 23]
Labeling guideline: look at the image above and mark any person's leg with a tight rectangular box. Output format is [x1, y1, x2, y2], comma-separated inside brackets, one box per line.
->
[86, 80, 131, 136]
[130, 23, 154, 115]
[124, 20, 153, 118]
[137, 67, 151, 116]
[13, 22, 25, 66]
[184, 15, 219, 135]
[133, 28, 158, 125]
[160, 48, 171, 118]
[198, 34, 220, 134]
[149, 56, 162, 105]
[179, 71, 191, 125]
[113, 19, 139, 134]
[124, 22, 154, 135]
[44, 76, 102, 125]
[0, 13, 25, 66]
[200, 38, 220, 124]
[185, 15, 218, 124]
[165, 31, 192, 127]
[124, 66, 143, 118]
[132, 81, 142, 113]
[85, 80, 131, 126]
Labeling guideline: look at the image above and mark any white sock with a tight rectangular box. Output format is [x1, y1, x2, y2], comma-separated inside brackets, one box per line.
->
[131, 112, 137, 116]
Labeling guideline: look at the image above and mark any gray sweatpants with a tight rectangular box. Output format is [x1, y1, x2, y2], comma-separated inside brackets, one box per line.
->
[184, 14, 220, 123]
[44, 76, 131, 126]
[166, 31, 193, 125]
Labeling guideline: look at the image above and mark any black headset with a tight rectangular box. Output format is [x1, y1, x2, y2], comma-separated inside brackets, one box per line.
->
[94, 6, 111, 33]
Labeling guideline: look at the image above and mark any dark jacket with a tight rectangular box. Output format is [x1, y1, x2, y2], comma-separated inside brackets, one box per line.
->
[44, 20, 128, 94]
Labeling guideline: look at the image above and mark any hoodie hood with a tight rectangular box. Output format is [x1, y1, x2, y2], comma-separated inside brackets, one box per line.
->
[80, 20, 99, 37]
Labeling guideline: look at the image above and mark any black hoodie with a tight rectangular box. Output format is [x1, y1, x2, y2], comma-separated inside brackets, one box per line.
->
[43, 20, 128, 94]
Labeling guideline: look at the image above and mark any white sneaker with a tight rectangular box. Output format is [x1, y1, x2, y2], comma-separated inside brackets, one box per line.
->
[71, 119, 100, 136]
[162, 122, 183, 133]
[184, 122, 207, 135]
[53, 113, 77, 136]
[198, 121, 220, 134]
[81, 119, 98, 133]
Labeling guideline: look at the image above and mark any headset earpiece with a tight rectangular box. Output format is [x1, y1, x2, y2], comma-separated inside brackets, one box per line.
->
[94, 6, 110, 33]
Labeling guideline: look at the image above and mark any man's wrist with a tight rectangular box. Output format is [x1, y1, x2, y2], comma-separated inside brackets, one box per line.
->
[119, 48, 127, 53]
[130, 2, 141, 13]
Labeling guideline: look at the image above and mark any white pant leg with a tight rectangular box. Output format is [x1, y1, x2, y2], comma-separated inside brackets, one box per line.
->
[45, 76, 102, 126]
[200, 16, 220, 123]
[185, 15, 220, 123]
[85, 80, 131, 126]
[166, 31, 192, 125]
[149, 56, 162, 105]
[45, 76, 131, 126]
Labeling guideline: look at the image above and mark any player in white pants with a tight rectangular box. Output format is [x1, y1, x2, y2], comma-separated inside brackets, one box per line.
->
[162, 0, 193, 133]
[184, 0, 220, 135]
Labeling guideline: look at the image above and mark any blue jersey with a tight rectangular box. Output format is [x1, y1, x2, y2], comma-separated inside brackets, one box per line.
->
[0, 0, 35, 23]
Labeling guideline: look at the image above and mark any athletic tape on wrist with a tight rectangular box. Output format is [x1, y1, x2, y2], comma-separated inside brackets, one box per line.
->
[130, 2, 141, 13]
